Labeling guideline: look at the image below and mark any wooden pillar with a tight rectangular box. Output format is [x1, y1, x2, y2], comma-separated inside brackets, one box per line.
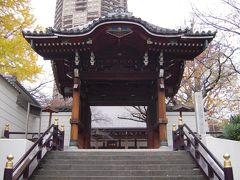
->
[153, 127, 160, 148]
[48, 112, 52, 127]
[70, 50, 81, 147]
[78, 99, 85, 148]
[78, 101, 91, 149]
[70, 78, 80, 147]
[146, 107, 153, 148]
[146, 105, 154, 148]
[134, 139, 137, 148]
[86, 105, 91, 148]
[147, 103, 159, 149]
[156, 79, 168, 147]
[118, 139, 121, 148]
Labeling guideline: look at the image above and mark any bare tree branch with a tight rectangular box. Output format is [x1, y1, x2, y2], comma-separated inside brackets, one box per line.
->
[117, 106, 147, 123]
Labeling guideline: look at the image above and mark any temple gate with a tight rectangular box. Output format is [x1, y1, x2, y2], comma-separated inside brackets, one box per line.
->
[23, 11, 215, 149]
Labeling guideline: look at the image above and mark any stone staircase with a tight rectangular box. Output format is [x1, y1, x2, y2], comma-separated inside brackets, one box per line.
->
[31, 150, 207, 180]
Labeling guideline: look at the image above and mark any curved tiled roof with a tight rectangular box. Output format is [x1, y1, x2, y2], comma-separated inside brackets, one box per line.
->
[23, 11, 216, 38]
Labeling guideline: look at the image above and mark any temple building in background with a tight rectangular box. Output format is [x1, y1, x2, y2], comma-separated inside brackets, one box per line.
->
[54, 0, 128, 29]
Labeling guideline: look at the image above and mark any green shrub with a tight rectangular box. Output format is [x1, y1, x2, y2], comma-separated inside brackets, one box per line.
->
[223, 115, 240, 141]
[229, 114, 240, 124]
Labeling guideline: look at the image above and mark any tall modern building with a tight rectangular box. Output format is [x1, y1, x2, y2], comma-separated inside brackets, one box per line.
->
[54, 0, 128, 29]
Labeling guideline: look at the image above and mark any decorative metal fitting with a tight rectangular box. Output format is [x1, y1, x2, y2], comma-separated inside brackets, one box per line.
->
[172, 124, 177, 132]
[74, 68, 79, 78]
[90, 52, 95, 66]
[147, 39, 153, 45]
[159, 69, 164, 78]
[223, 153, 232, 168]
[159, 50, 164, 65]
[54, 117, 59, 126]
[143, 52, 149, 66]
[178, 117, 183, 126]
[114, 6, 125, 14]
[5, 154, 14, 169]
[86, 39, 92, 45]
[5, 124, 9, 131]
[75, 50, 80, 66]
[204, 39, 209, 49]
[60, 125, 65, 132]
[159, 78, 165, 89]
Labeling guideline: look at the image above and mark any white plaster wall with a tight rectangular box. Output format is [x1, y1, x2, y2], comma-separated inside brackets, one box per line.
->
[0, 78, 36, 138]
[0, 139, 33, 180]
[0, 78, 26, 136]
[203, 136, 240, 180]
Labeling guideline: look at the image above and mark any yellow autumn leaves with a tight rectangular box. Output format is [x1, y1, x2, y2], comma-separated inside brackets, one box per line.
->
[0, 0, 41, 81]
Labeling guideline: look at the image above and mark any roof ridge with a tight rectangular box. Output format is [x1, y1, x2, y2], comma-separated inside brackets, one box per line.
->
[23, 13, 216, 37]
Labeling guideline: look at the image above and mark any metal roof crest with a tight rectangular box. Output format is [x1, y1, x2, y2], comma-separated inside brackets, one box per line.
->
[108, 6, 132, 17]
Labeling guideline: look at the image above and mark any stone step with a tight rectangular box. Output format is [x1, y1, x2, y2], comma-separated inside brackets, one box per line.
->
[45, 155, 191, 161]
[47, 151, 187, 156]
[31, 175, 207, 180]
[41, 159, 195, 165]
[35, 169, 202, 176]
[31, 151, 207, 180]
[39, 164, 198, 171]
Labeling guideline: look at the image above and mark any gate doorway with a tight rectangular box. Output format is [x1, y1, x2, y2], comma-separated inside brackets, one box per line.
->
[90, 106, 147, 149]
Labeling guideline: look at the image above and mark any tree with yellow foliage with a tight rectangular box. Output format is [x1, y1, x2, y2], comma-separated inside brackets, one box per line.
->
[0, 0, 41, 81]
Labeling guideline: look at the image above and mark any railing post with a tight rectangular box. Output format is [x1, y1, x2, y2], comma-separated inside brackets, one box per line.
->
[23, 165, 29, 179]
[4, 124, 10, 138]
[172, 124, 178, 151]
[4, 154, 14, 180]
[224, 153, 234, 180]
[178, 117, 185, 150]
[186, 138, 191, 151]
[59, 125, 65, 151]
[52, 117, 59, 151]
[37, 138, 43, 160]
[194, 138, 200, 160]
[207, 164, 214, 178]
[46, 138, 51, 150]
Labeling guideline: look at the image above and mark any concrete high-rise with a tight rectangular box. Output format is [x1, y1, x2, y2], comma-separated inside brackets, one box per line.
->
[54, 0, 128, 29]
